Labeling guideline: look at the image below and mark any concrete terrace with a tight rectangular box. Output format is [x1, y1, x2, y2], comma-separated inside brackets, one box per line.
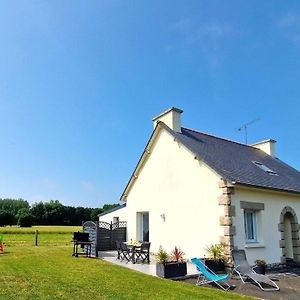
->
[98, 251, 198, 278]
[98, 251, 300, 299]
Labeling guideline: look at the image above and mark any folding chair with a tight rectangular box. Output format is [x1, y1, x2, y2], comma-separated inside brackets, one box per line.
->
[191, 258, 231, 291]
[232, 249, 279, 291]
[116, 241, 122, 260]
[120, 242, 132, 263]
[136, 242, 151, 263]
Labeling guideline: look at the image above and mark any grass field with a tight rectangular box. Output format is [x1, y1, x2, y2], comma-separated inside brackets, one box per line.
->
[0, 226, 253, 300]
[0, 226, 81, 247]
[1, 225, 82, 234]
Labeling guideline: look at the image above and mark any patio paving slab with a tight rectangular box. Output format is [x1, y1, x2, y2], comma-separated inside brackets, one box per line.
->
[98, 251, 198, 278]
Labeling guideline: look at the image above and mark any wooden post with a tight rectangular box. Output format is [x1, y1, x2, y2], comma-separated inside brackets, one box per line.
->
[35, 230, 38, 246]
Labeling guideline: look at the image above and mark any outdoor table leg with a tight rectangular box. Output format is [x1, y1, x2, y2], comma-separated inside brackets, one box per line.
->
[75, 243, 79, 257]
[132, 246, 136, 264]
[72, 242, 76, 256]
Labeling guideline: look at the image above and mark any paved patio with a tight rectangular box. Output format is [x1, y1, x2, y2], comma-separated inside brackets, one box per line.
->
[98, 251, 300, 299]
[98, 250, 198, 278]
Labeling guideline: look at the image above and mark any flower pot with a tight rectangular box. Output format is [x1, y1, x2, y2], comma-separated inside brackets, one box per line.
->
[204, 259, 225, 273]
[255, 265, 266, 275]
[156, 262, 187, 278]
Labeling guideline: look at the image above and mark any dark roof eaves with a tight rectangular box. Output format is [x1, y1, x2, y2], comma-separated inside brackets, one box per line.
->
[98, 203, 126, 217]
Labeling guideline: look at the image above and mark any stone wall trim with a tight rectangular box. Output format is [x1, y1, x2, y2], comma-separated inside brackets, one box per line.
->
[240, 201, 264, 211]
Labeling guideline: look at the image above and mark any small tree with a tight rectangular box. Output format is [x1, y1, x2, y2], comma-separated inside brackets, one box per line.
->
[17, 208, 35, 227]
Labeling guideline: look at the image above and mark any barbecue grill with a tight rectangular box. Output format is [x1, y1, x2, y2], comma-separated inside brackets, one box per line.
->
[72, 232, 93, 257]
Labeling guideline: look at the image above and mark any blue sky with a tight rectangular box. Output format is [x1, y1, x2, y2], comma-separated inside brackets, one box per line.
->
[1, 1, 300, 208]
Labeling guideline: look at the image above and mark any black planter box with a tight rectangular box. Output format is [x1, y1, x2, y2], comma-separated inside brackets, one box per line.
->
[156, 262, 187, 278]
[204, 259, 225, 273]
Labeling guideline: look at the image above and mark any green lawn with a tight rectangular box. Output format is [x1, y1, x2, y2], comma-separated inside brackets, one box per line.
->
[0, 227, 253, 300]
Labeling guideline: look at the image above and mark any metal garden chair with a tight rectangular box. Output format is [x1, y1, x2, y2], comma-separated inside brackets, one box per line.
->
[120, 242, 132, 263]
[136, 242, 151, 263]
[191, 258, 231, 291]
[232, 249, 279, 291]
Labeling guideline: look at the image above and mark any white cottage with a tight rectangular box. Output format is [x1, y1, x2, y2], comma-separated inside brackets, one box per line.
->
[100, 107, 300, 266]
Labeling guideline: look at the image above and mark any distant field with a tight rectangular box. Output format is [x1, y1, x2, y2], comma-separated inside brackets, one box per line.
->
[0, 226, 252, 300]
[0, 226, 82, 247]
[0, 225, 81, 234]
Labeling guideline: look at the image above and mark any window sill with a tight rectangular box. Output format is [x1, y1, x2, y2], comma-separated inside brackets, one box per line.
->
[244, 243, 265, 249]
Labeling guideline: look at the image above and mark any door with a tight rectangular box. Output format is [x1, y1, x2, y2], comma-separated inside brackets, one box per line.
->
[137, 212, 149, 242]
[142, 212, 149, 242]
[284, 214, 294, 260]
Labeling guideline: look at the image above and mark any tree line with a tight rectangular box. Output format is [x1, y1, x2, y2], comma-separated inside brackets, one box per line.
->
[0, 198, 119, 227]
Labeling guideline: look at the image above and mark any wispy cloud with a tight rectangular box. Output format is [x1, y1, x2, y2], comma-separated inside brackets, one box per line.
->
[277, 13, 300, 45]
[277, 13, 299, 28]
[168, 16, 236, 69]
[80, 180, 95, 193]
[170, 16, 193, 33]
[42, 178, 60, 190]
[170, 16, 234, 43]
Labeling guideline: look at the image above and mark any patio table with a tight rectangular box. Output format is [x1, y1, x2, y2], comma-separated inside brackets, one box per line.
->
[126, 242, 141, 264]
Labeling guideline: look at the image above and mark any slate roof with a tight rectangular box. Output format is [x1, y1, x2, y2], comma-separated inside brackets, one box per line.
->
[160, 122, 300, 194]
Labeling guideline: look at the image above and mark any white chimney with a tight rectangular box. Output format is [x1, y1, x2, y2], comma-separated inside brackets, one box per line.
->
[152, 107, 183, 133]
[251, 139, 276, 157]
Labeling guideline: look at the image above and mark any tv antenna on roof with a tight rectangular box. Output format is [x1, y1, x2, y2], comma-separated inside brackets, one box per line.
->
[237, 118, 260, 144]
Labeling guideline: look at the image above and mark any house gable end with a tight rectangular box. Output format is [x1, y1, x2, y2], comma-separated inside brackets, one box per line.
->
[120, 122, 225, 201]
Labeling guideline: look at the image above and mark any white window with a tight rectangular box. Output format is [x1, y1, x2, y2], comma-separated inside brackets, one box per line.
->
[244, 210, 258, 243]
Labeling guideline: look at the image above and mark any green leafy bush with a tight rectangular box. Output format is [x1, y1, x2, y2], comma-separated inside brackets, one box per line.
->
[205, 243, 226, 262]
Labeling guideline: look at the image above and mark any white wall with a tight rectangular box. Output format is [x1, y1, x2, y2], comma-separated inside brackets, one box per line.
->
[125, 129, 223, 258]
[232, 186, 300, 265]
[99, 206, 128, 223]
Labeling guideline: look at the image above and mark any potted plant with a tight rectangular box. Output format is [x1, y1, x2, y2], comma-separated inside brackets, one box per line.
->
[204, 243, 226, 272]
[156, 246, 187, 278]
[254, 259, 266, 275]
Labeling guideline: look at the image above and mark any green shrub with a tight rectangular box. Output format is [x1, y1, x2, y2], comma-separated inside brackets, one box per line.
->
[17, 209, 35, 227]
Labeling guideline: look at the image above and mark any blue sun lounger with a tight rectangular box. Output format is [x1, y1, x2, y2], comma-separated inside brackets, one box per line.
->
[191, 258, 231, 291]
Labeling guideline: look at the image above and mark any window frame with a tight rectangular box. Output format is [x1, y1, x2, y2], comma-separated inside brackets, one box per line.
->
[113, 216, 119, 223]
[244, 210, 258, 244]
